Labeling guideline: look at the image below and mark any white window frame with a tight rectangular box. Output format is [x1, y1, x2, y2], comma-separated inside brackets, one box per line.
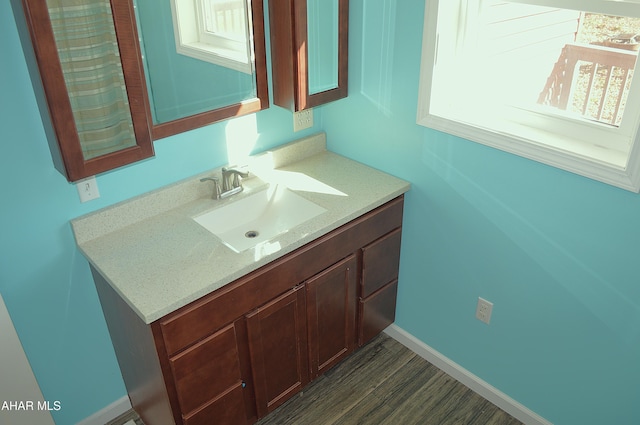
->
[417, 0, 640, 192]
[170, 0, 254, 74]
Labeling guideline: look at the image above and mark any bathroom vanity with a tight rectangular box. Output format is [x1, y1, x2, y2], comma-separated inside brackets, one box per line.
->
[72, 134, 409, 425]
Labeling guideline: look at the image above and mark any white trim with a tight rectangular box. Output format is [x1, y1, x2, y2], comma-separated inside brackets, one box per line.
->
[420, 113, 640, 191]
[507, 0, 640, 17]
[75, 396, 131, 425]
[417, 0, 640, 192]
[170, 0, 253, 74]
[175, 42, 253, 74]
[383, 324, 554, 425]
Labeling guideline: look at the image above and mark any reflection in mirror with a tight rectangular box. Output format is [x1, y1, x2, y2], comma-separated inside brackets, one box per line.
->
[47, 0, 138, 160]
[16, 0, 154, 181]
[307, 0, 339, 95]
[133, 0, 268, 139]
[269, 0, 348, 111]
[170, 0, 253, 74]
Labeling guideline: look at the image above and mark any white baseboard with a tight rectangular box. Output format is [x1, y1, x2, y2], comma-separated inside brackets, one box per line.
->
[384, 324, 553, 425]
[75, 396, 131, 425]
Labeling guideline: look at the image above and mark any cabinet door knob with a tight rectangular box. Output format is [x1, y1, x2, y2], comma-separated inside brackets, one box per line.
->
[242, 381, 246, 388]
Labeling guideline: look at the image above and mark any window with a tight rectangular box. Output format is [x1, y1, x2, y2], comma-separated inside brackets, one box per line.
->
[171, 0, 253, 74]
[417, 0, 640, 191]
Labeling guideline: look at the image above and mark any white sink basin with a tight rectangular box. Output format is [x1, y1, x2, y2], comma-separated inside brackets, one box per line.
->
[193, 185, 327, 252]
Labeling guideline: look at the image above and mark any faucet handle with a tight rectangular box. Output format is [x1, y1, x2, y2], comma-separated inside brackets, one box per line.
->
[222, 166, 249, 191]
[222, 166, 249, 177]
[200, 176, 221, 199]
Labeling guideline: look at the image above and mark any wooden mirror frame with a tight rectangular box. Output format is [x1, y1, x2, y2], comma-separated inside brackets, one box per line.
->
[143, 0, 270, 140]
[15, 0, 154, 182]
[269, 0, 349, 111]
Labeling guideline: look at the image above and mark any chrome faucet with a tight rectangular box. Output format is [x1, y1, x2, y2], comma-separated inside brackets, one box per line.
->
[201, 167, 249, 200]
[221, 167, 249, 195]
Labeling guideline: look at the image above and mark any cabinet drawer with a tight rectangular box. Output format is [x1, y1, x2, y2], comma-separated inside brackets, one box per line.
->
[361, 228, 402, 298]
[183, 383, 246, 425]
[359, 280, 398, 346]
[169, 324, 242, 415]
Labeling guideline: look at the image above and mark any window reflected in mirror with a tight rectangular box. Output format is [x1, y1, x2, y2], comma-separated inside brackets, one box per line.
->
[170, 0, 253, 74]
[134, 0, 264, 130]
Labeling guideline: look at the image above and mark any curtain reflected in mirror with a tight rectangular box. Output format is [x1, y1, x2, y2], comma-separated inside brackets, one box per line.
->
[134, 0, 258, 125]
[307, 0, 339, 95]
[47, 0, 136, 160]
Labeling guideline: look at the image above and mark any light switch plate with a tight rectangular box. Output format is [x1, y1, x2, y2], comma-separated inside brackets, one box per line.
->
[77, 176, 100, 203]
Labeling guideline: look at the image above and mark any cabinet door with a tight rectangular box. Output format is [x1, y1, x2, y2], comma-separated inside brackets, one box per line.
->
[246, 286, 309, 417]
[168, 323, 247, 424]
[268, 0, 349, 111]
[306, 255, 357, 379]
[16, 0, 153, 181]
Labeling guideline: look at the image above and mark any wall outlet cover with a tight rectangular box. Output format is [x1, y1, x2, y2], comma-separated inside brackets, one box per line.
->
[476, 297, 493, 325]
[293, 109, 313, 132]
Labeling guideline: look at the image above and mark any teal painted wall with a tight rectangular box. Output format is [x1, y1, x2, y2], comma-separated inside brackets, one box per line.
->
[323, 1, 640, 424]
[0, 1, 321, 423]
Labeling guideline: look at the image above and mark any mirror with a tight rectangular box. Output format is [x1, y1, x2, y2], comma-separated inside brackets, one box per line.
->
[307, 0, 339, 95]
[133, 0, 269, 139]
[269, 0, 348, 111]
[15, 0, 155, 181]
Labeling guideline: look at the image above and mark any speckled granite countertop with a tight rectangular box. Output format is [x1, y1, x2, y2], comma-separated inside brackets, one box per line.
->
[71, 133, 410, 324]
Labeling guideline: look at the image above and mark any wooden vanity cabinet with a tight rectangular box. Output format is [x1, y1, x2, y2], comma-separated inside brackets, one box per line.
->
[93, 196, 403, 425]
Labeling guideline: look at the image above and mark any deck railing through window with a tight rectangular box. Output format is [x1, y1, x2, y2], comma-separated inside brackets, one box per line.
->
[538, 43, 638, 127]
[205, 0, 246, 37]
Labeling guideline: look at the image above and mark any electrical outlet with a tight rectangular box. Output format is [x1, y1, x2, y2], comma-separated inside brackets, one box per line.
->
[77, 176, 100, 203]
[293, 109, 313, 132]
[475, 297, 493, 324]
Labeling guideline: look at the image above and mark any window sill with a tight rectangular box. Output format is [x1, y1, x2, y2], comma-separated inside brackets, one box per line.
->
[176, 42, 252, 75]
[418, 112, 640, 192]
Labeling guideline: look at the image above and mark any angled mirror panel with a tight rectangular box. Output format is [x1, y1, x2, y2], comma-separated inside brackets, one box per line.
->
[307, 0, 339, 95]
[47, 0, 137, 161]
[17, 0, 153, 181]
[306, 0, 348, 108]
[133, 0, 269, 139]
[269, 0, 348, 111]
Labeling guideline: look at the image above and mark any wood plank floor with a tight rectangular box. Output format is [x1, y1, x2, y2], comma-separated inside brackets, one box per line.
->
[112, 333, 523, 425]
[256, 333, 524, 425]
